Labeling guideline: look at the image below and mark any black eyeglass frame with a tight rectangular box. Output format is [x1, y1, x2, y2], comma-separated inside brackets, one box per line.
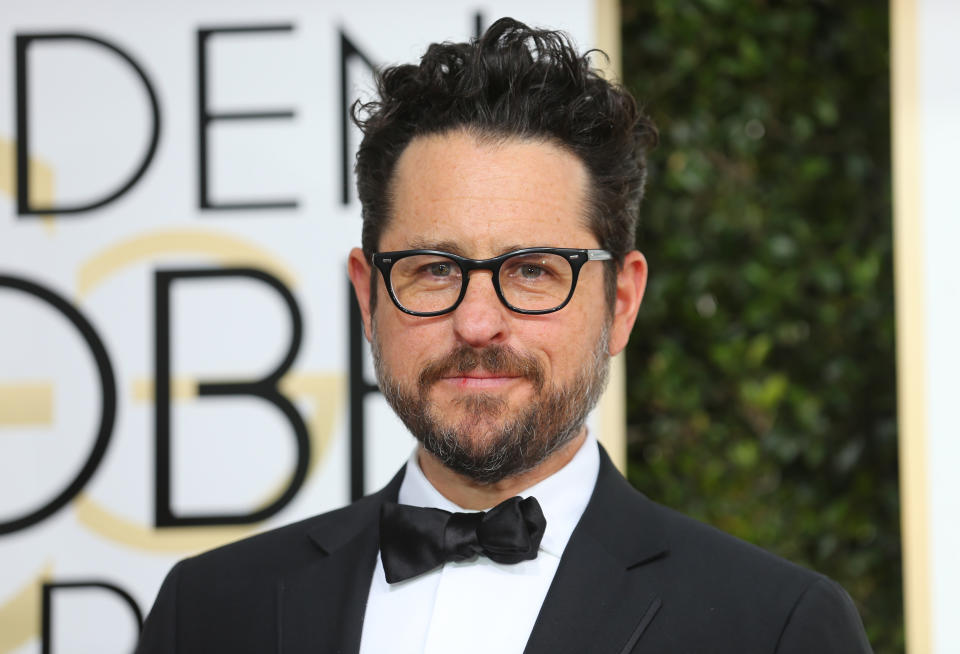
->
[371, 247, 613, 317]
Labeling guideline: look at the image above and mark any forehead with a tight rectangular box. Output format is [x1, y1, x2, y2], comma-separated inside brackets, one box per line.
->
[381, 130, 595, 255]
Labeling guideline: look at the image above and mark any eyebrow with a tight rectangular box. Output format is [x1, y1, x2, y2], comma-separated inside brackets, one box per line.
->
[404, 240, 526, 258]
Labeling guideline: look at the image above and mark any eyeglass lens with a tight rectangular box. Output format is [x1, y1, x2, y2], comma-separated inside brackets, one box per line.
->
[389, 252, 574, 313]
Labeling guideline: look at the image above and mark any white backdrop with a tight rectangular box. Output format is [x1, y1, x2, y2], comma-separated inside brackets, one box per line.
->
[894, 1, 960, 652]
[918, 2, 960, 652]
[0, 2, 607, 652]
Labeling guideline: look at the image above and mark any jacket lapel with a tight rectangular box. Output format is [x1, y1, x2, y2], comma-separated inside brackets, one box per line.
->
[278, 469, 404, 654]
[524, 447, 669, 654]
[275, 447, 667, 654]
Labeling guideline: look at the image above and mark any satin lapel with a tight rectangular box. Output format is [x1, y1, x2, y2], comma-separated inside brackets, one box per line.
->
[278, 469, 404, 654]
[523, 447, 668, 654]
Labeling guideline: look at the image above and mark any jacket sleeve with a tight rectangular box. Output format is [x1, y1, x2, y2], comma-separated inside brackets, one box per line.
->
[134, 560, 184, 654]
[775, 577, 873, 654]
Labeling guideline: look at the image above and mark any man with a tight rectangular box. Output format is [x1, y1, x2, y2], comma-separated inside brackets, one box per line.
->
[136, 18, 872, 653]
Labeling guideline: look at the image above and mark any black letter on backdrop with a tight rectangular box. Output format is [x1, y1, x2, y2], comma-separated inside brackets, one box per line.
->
[42, 581, 142, 653]
[474, 12, 485, 39]
[347, 277, 380, 500]
[339, 30, 376, 206]
[0, 275, 116, 536]
[197, 25, 298, 211]
[154, 268, 309, 526]
[15, 33, 161, 216]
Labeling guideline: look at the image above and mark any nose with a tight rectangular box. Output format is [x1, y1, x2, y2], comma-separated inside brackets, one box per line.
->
[451, 270, 509, 347]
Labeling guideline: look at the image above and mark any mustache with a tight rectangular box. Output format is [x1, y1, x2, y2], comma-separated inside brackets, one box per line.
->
[418, 345, 545, 392]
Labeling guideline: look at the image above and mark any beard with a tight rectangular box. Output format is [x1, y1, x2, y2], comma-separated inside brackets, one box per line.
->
[371, 322, 611, 484]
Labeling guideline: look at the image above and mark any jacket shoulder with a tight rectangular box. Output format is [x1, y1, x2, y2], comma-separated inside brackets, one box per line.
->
[587, 456, 870, 652]
[650, 497, 818, 582]
[183, 489, 383, 581]
[618, 489, 871, 652]
[136, 491, 388, 654]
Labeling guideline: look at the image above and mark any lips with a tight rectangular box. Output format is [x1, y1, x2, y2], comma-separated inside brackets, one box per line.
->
[440, 370, 523, 390]
[418, 345, 544, 393]
[442, 369, 520, 380]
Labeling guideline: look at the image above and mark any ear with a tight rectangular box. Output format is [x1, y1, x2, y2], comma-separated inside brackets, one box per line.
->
[347, 247, 374, 342]
[607, 250, 647, 356]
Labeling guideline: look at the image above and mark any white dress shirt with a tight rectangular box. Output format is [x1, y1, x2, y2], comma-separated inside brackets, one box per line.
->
[359, 432, 600, 654]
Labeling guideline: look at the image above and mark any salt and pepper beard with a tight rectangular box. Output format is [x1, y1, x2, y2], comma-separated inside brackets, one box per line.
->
[372, 319, 611, 484]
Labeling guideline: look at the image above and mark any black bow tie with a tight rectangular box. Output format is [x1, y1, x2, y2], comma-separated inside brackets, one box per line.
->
[379, 496, 546, 584]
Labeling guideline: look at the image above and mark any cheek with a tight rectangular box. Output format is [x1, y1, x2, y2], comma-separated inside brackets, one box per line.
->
[551, 335, 594, 377]
[374, 308, 446, 374]
[521, 311, 599, 378]
[549, 306, 608, 373]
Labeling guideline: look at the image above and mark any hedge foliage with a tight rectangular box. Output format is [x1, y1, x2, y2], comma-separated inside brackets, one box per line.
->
[620, 1, 901, 651]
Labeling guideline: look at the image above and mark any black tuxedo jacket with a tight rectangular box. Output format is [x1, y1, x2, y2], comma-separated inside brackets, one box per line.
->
[136, 446, 872, 653]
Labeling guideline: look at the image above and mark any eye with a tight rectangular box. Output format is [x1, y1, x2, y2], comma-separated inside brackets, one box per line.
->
[506, 257, 558, 280]
[519, 264, 546, 279]
[426, 262, 452, 277]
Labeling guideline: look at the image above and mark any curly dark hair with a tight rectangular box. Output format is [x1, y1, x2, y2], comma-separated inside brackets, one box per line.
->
[352, 17, 658, 303]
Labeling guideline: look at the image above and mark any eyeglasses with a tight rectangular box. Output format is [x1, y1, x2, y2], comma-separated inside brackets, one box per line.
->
[371, 247, 612, 316]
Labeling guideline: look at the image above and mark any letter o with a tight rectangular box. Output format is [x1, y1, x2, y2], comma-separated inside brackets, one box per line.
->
[0, 275, 116, 535]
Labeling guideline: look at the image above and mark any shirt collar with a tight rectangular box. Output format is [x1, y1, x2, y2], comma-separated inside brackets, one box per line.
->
[397, 431, 600, 558]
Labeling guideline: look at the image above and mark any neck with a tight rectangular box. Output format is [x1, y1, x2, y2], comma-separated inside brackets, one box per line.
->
[417, 429, 587, 510]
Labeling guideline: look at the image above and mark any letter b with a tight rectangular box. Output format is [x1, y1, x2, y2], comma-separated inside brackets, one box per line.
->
[154, 268, 309, 526]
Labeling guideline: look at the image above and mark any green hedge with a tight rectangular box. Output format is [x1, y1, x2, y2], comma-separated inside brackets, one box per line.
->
[620, 1, 901, 651]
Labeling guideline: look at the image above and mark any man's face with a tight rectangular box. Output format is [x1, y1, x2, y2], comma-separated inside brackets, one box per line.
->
[350, 130, 640, 483]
